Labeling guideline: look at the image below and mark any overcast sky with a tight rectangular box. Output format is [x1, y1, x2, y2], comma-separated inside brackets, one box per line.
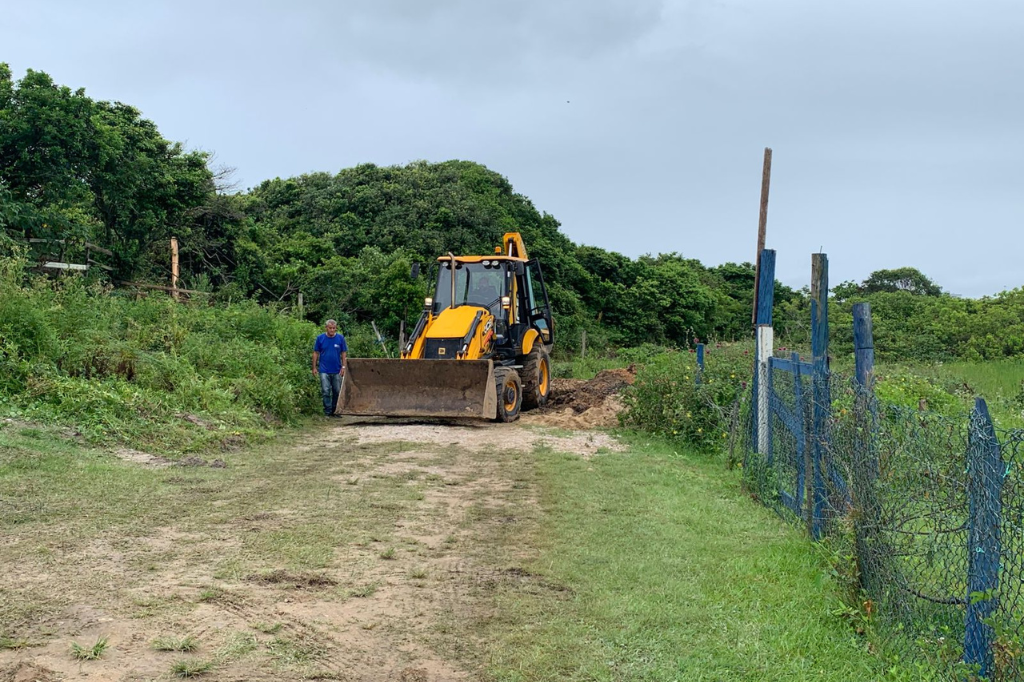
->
[2, 0, 1022, 297]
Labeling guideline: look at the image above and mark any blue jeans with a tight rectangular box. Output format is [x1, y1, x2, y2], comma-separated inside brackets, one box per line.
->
[320, 372, 342, 416]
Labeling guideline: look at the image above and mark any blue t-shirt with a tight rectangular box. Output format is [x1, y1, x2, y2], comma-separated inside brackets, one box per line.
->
[314, 332, 348, 374]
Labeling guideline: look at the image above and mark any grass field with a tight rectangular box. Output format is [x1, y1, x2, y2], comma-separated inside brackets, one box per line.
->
[873, 359, 1024, 428]
[478, 434, 885, 682]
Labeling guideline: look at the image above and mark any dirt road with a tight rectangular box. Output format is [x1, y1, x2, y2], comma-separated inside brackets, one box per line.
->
[0, 418, 622, 681]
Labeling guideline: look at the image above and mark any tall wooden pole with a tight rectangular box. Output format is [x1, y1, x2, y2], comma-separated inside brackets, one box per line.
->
[170, 237, 180, 301]
[751, 147, 772, 325]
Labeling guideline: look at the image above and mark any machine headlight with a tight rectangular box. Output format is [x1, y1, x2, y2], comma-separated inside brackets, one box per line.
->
[424, 297, 433, 308]
[482, 260, 490, 267]
[501, 296, 511, 308]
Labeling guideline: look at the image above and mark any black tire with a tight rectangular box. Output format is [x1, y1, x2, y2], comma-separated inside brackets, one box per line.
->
[493, 366, 523, 423]
[520, 345, 551, 411]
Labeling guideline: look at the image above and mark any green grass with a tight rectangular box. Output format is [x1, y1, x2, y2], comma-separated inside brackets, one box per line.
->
[941, 359, 1024, 398]
[551, 355, 631, 380]
[1, 402, 928, 679]
[152, 634, 200, 652]
[875, 359, 1024, 427]
[0, 635, 30, 650]
[347, 582, 380, 598]
[479, 436, 884, 681]
[170, 658, 214, 677]
[266, 635, 327, 664]
[251, 621, 283, 634]
[70, 636, 109, 660]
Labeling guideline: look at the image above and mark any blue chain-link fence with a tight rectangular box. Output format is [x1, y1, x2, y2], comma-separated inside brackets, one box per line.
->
[738, 358, 1024, 680]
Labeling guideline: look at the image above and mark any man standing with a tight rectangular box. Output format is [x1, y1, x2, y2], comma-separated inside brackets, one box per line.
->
[313, 319, 348, 417]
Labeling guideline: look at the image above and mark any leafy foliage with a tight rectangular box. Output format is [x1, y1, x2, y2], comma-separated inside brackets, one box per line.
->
[861, 267, 943, 296]
[620, 344, 751, 452]
[829, 287, 1024, 362]
[203, 165, 801, 348]
[0, 255, 320, 452]
[0, 64, 214, 280]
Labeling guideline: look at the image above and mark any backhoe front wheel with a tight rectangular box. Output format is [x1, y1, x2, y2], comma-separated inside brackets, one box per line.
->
[521, 346, 551, 410]
[493, 367, 522, 422]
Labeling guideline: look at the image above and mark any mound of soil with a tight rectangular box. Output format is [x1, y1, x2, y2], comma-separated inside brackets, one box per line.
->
[521, 366, 636, 429]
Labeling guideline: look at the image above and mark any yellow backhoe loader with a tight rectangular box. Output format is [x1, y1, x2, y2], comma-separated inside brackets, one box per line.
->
[337, 232, 553, 422]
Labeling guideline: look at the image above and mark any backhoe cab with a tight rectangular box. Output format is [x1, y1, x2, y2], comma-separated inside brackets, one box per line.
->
[337, 232, 554, 422]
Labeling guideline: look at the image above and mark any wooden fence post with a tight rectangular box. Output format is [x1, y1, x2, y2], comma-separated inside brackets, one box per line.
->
[581, 330, 587, 359]
[964, 397, 1003, 678]
[170, 237, 179, 301]
[751, 147, 772, 325]
[297, 292, 304, 319]
[810, 253, 830, 540]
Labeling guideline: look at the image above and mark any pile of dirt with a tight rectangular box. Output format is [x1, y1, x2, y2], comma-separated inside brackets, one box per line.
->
[521, 366, 636, 429]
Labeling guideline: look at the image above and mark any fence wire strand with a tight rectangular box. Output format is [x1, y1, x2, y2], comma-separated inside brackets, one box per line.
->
[738, 359, 1024, 680]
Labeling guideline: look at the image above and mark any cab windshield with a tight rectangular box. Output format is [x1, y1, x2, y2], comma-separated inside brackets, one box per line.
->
[433, 261, 507, 313]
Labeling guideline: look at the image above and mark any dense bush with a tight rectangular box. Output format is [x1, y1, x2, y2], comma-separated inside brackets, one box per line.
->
[620, 344, 751, 453]
[0, 255, 324, 452]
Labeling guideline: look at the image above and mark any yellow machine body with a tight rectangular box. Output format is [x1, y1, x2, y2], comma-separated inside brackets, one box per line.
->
[337, 232, 553, 420]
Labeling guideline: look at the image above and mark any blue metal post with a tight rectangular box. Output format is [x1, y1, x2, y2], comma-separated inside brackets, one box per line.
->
[752, 249, 776, 449]
[851, 302, 880, 592]
[964, 398, 1003, 677]
[755, 249, 776, 326]
[853, 300, 876, 428]
[810, 253, 829, 540]
[853, 303, 875, 389]
[695, 343, 705, 384]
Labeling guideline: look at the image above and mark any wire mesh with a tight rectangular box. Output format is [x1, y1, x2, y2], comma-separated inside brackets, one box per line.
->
[738, 361, 1024, 680]
[994, 428, 1024, 679]
[742, 357, 813, 526]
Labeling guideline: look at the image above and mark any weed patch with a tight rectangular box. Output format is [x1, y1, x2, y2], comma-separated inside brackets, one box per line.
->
[69, 637, 108, 661]
[152, 635, 199, 652]
[170, 658, 214, 678]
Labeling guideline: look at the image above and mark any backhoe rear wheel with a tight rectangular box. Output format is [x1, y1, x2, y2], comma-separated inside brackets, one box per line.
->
[493, 366, 522, 422]
[520, 345, 551, 410]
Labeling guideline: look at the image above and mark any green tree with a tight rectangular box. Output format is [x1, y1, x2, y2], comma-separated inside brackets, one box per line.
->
[0, 65, 214, 279]
[861, 267, 942, 296]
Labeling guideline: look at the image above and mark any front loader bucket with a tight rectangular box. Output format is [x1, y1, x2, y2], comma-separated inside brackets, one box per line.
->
[337, 359, 497, 419]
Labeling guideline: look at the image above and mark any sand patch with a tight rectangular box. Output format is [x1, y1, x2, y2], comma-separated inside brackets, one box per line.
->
[335, 420, 622, 458]
[112, 448, 172, 468]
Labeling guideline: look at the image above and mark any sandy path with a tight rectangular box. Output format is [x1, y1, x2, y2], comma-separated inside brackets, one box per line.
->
[0, 420, 622, 681]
